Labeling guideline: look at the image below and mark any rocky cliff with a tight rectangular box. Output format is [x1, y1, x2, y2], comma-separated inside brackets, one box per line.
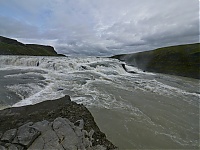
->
[111, 43, 200, 79]
[0, 95, 116, 150]
[0, 36, 65, 56]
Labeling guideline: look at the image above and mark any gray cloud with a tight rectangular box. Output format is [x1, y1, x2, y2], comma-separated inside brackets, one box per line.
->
[0, 0, 199, 56]
[0, 15, 39, 38]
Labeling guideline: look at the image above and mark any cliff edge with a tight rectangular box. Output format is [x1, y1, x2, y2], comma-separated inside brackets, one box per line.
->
[111, 43, 200, 79]
[0, 36, 65, 56]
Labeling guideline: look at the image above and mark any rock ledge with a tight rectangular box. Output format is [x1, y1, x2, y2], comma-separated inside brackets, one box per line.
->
[0, 95, 116, 150]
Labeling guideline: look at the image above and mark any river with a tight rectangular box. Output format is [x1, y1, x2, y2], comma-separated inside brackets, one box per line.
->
[0, 55, 199, 149]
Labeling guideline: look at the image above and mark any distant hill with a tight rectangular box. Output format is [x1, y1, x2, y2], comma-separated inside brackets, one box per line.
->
[111, 43, 200, 79]
[0, 36, 65, 56]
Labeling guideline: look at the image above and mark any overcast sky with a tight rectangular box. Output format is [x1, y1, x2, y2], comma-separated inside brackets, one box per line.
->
[0, 0, 199, 56]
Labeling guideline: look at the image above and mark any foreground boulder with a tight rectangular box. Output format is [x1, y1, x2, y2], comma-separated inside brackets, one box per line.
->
[0, 95, 116, 150]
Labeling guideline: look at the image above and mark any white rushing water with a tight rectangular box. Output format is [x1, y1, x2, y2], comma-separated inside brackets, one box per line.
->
[0, 55, 199, 149]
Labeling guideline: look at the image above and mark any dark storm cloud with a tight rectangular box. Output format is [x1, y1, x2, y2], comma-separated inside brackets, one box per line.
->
[0, 0, 199, 56]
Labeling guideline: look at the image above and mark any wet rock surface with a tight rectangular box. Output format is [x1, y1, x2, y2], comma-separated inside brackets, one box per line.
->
[0, 95, 116, 150]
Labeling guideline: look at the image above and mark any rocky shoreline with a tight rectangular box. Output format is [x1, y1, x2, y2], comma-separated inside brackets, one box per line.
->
[0, 95, 117, 150]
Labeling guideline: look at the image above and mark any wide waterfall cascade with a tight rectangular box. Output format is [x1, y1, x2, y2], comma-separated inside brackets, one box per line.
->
[0, 56, 129, 74]
[0, 55, 199, 149]
[0, 55, 130, 105]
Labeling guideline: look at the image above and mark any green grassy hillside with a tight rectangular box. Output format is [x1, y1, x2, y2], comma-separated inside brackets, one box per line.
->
[0, 36, 64, 56]
[111, 43, 200, 79]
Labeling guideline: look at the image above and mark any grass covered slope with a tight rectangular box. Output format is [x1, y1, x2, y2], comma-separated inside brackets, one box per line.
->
[0, 36, 63, 56]
[112, 43, 200, 79]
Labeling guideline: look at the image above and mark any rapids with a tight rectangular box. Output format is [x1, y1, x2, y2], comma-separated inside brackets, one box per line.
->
[0, 55, 199, 149]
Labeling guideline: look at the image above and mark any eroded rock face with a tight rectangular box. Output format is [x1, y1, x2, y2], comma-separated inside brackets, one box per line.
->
[0, 95, 117, 150]
[0, 117, 107, 150]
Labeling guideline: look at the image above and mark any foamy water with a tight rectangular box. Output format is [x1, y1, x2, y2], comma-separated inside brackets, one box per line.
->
[0, 55, 199, 149]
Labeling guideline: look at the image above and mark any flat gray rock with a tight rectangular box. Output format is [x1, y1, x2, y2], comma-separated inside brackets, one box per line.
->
[12, 122, 41, 148]
[53, 117, 79, 150]
[29, 121, 64, 150]
[1, 129, 17, 143]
